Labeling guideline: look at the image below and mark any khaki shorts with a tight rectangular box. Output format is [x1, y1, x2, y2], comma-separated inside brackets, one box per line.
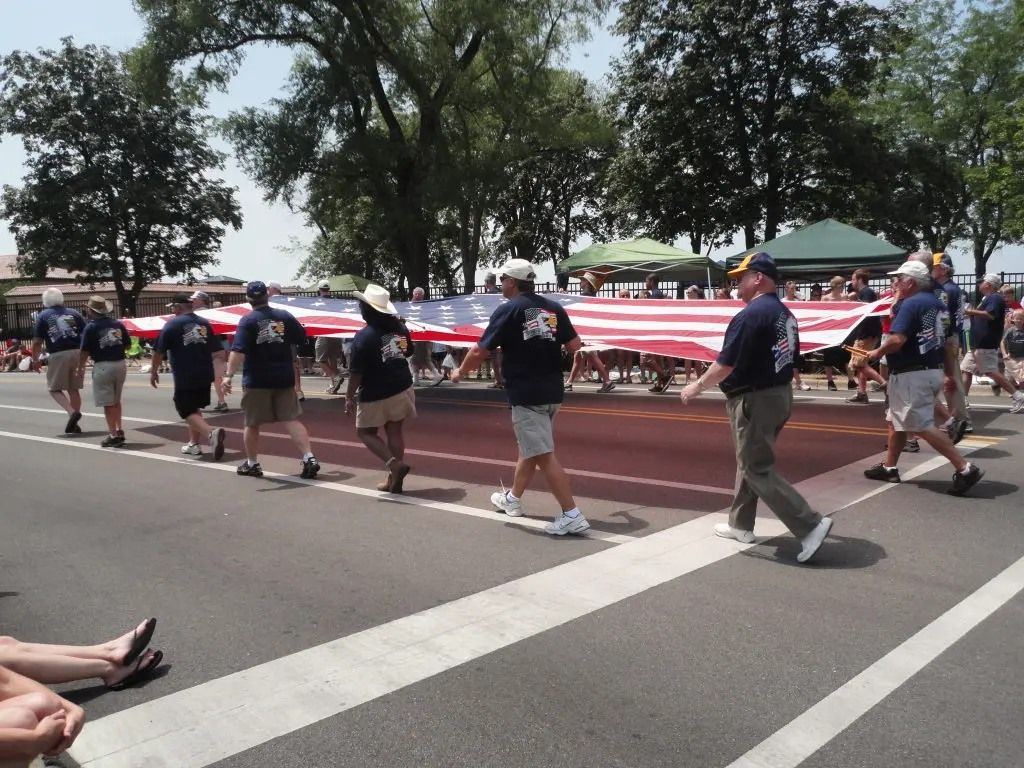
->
[886, 369, 943, 432]
[961, 348, 999, 375]
[356, 388, 416, 429]
[315, 336, 342, 364]
[92, 360, 127, 407]
[45, 349, 82, 392]
[1005, 357, 1024, 385]
[511, 404, 559, 459]
[241, 387, 302, 426]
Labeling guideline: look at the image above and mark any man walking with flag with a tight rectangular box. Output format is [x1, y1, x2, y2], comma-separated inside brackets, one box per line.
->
[679, 252, 833, 564]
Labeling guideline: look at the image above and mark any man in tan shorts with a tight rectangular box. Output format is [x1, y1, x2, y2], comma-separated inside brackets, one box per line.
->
[226, 281, 319, 479]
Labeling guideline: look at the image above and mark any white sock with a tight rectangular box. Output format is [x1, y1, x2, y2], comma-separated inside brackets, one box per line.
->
[563, 507, 580, 518]
[302, 452, 314, 461]
[247, 457, 258, 465]
[506, 491, 519, 502]
[941, 417, 954, 428]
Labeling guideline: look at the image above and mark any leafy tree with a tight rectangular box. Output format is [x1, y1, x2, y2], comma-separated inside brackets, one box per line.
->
[136, 0, 609, 294]
[611, 0, 897, 250]
[0, 39, 241, 315]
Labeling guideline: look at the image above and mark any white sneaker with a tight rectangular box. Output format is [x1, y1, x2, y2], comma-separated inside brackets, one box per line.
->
[490, 490, 523, 517]
[798, 383, 811, 391]
[1011, 392, 1024, 414]
[181, 442, 201, 456]
[545, 512, 590, 536]
[713, 522, 755, 544]
[797, 517, 833, 563]
[209, 427, 226, 461]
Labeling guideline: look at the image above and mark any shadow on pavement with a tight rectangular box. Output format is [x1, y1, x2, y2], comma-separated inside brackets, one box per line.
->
[61, 664, 172, 706]
[404, 487, 469, 504]
[913, 479, 1017, 500]
[742, 534, 887, 570]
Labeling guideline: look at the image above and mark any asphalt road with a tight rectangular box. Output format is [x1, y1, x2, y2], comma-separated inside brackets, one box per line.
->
[0, 372, 1021, 768]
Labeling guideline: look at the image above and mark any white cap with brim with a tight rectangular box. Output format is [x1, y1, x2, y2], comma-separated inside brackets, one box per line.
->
[981, 273, 1002, 288]
[887, 261, 929, 280]
[500, 258, 537, 281]
[353, 283, 398, 315]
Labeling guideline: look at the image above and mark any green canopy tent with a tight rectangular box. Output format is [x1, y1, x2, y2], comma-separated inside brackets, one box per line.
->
[556, 237, 727, 286]
[726, 219, 906, 279]
[306, 273, 370, 293]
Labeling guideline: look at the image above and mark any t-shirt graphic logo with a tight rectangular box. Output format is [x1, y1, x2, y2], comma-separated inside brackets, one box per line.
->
[47, 314, 78, 343]
[380, 333, 408, 361]
[99, 328, 123, 350]
[256, 319, 286, 345]
[772, 315, 797, 372]
[917, 308, 947, 354]
[522, 307, 557, 342]
[182, 323, 208, 346]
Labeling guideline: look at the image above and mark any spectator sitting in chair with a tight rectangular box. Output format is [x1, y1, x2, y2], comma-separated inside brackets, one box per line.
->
[1, 339, 25, 372]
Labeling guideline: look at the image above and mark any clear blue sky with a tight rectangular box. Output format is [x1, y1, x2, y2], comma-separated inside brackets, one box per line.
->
[1, 2, 1018, 285]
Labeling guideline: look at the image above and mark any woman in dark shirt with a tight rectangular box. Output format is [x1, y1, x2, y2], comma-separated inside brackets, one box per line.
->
[343, 285, 416, 493]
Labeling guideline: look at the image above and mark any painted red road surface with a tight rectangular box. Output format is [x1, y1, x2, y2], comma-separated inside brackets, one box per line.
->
[138, 388, 889, 513]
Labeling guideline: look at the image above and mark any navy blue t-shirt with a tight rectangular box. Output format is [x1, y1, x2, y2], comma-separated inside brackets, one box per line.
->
[479, 293, 577, 407]
[853, 286, 882, 339]
[1004, 326, 1024, 358]
[717, 294, 798, 396]
[33, 307, 85, 353]
[348, 322, 413, 402]
[80, 317, 129, 362]
[231, 306, 306, 389]
[887, 291, 947, 371]
[937, 279, 964, 338]
[970, 293, 1005, 349]
[156, 313, 218, 388]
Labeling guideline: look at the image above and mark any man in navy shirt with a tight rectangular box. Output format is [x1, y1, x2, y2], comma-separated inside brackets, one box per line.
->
[845, 268, 887, 404]
[30, 288, 86, 434]
[78, 295, 130, 447]
[864, 261, 983, 493]
[680, 252, 833, 564]
[930, 252, 971, 432]
[151, 293, 227, 461]
[962, 273, 1024, 411]
[453, 259, 590, 536]
[226, 281, 319, 479]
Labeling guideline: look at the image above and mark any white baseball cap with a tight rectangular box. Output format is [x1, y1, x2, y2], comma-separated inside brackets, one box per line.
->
[980, 273, 1002, 288]
[499, 259, 537, 281]
[887, 261, 929, 280]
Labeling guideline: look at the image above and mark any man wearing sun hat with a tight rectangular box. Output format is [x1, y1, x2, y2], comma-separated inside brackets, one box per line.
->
[452, 258, 591, 536]
[344, 283, 417, 493]
[226, 280, 319, 479]
[679, 252, 834, 563]
[77, 295, 131, 447]
[862, 260, 984, 493]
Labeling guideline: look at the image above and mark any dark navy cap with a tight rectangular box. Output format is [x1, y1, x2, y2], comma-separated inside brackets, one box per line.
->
[728, 251, 779, 281]
[246, 280, 268, 300]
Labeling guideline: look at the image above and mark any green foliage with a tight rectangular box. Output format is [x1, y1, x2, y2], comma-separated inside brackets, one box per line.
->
[0, 39, 241, 313]
[610, 0, 899, 252]
[135, 0, 610, 294]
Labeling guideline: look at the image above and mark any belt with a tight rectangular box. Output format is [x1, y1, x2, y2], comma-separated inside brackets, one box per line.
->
[890, 364, 943, 375]
[723, 383, 786, 399]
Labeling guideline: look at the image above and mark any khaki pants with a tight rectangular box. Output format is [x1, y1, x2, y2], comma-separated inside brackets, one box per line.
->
[726, 385, 821, 538]
[945, 337, 969, 422]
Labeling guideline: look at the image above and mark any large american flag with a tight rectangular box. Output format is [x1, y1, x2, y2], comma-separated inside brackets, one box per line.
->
[124, 294, 889, 363]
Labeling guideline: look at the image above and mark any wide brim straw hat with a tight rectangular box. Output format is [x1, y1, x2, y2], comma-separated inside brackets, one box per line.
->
[353, 283, 398, 315]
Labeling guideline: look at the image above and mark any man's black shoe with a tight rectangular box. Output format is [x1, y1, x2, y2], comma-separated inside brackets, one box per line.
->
[300, 456, 320, 479]
[65, 411, 82, 433]
[949, 464, 984, 496]
[864, 463, 901, 483]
